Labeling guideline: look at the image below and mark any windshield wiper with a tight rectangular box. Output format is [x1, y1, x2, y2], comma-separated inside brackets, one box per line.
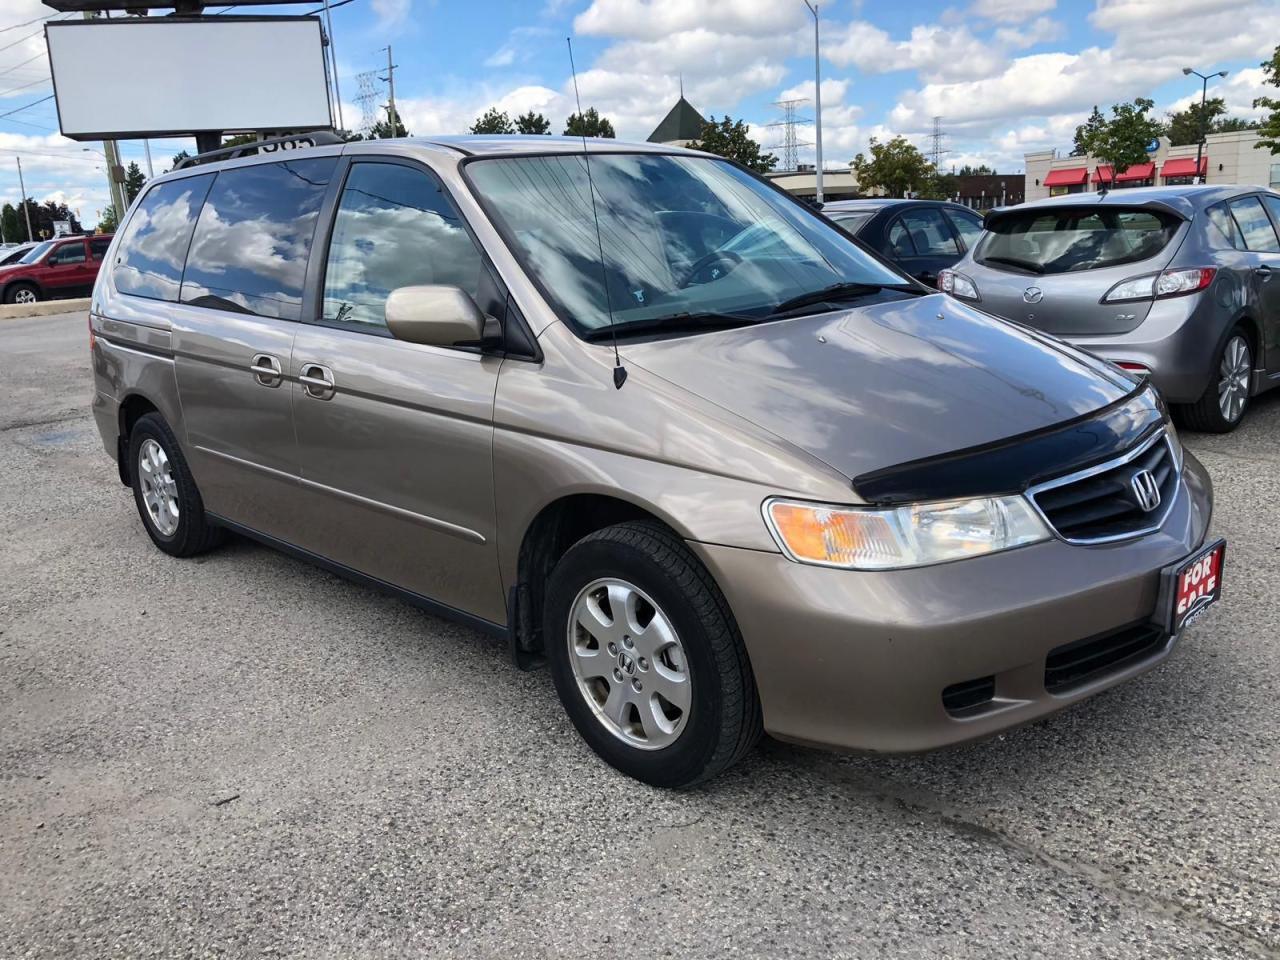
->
[767, 281, 921, 318]
[582, 311, 761, 341]
[981, 255, 1044, 275]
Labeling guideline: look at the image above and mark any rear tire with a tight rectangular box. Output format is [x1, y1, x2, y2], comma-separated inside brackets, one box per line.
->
[128, 412, 225, 557]
[4, 283, 40, 305]
[1175, 329, 1253, 433]
[544, 521, 761, 788]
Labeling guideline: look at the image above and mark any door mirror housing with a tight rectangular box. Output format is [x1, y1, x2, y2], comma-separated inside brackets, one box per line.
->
[385, 285, 490, 347]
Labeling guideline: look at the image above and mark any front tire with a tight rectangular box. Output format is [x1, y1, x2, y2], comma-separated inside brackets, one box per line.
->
[4, 283, 40, 305]
[128, 412, 224, 557]
[1176, 329, 1253, 433]
[544, 521, 761, 788]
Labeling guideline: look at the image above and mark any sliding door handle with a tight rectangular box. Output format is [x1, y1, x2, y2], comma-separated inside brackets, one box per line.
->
[299, 362, 336, 400]
[250, 353, 283, 388]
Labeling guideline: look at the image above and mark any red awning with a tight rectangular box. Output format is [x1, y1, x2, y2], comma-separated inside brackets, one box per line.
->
[1161, 157, 1207, 179]
[1115, 162, 1155, 182]
[1091, 165, 1113, 183]
[1044, 167, 1089, 187]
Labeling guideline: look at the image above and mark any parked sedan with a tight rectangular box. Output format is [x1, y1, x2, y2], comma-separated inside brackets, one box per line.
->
[940, 186, 1280, 432]
[0, 234, 114, 304]
[0, 242, 36, 266]
[823, 199, 986, 287]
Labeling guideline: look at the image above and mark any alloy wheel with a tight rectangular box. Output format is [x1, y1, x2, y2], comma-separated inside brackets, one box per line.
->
[1217, 335, 1251, 424]
[13, 288, 36, 305]
[567, 578, 691, 750]
[137, 438, 180, 537]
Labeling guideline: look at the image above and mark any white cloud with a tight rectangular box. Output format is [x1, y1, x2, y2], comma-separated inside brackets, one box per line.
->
[968, 0, 1055, 23]
[370, 0, 411, 30]
[574, 0, 804, 41]
[1163, 67, 1270, 122]
[993, 16, 1063, 49]
[824, 21, 1008, 84]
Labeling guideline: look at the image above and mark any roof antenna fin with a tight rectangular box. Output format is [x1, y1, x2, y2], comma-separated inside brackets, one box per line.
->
[567, 35, 626, 389]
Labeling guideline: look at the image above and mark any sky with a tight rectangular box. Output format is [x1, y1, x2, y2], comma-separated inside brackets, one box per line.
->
[0, 0, 1276, 234]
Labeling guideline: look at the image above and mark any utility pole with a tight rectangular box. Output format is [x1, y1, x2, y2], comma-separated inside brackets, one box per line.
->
[15, 158, 33, 242]
[802, 1, 824, 203]
[1183, 66, 1228, 184]
[323, 0, 345, 133]
[143, 140, 154, 179]
[383, 46, 397, 138]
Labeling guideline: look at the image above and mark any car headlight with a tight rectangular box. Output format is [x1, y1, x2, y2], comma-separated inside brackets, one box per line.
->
[764, 495, 1050, 570]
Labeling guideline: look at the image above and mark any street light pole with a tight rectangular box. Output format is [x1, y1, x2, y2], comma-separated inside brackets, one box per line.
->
[1182, 66, 1228, 184]
[803, 1, 824, 204]
[15, 158, 33, 241]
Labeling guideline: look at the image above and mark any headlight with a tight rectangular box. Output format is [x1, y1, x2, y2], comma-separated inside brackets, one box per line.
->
[938, 269, 979, 301]
[764, 495, 1050, 570]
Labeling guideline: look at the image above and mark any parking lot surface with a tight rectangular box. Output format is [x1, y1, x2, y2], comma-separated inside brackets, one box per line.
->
[3, 310, 1278, 959]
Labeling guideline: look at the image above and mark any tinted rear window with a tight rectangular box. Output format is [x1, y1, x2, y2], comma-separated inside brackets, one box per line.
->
[181, 158, 337, 320]
[830, 212, 872, 233]
[113, 175, 214, 301]
[977, 208, 1179, 275]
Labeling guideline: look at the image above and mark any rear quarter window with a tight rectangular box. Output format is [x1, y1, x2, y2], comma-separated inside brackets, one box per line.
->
[113, 175, 214, 301]
[977, 208, 1179, 275]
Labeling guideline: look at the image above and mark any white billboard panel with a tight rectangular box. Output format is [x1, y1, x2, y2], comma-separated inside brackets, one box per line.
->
[46, 18, 333, 141]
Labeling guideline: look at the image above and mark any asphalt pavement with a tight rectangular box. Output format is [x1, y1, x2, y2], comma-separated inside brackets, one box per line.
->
[2, 310, 1278, 959]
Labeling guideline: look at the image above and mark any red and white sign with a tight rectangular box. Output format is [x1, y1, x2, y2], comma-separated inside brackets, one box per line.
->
[1171, 540, 1225, 632]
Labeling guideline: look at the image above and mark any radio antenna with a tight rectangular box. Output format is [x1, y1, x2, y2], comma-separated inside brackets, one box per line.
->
[567, 36, 626, 389]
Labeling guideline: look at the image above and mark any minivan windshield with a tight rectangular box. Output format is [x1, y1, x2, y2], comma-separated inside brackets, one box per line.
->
[976, 207, 1179, 275]
[20, 241, 54, 264]
[465, 153, 910, 336]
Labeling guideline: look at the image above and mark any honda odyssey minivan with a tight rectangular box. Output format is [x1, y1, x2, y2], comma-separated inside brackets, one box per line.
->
[89, 135, 1220, 787]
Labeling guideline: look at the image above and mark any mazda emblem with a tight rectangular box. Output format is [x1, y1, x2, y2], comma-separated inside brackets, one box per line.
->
[1022, 286, 1043, 304]
[1129, 469, 1161, 513]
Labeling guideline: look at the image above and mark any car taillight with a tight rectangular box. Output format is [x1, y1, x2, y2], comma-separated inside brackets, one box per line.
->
[1103, 267, 1216, 303]
[938, 269, 979, 301]
[88, 314, 95, 352]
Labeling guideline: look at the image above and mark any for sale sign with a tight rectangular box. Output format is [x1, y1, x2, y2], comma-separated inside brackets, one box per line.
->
[1165, 539, 1225, 633]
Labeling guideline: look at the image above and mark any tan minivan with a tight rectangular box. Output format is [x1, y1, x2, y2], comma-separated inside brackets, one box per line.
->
[90, 135, 1220, 786]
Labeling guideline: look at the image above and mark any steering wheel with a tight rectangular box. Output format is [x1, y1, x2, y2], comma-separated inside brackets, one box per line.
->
[680, 249, 743, 288]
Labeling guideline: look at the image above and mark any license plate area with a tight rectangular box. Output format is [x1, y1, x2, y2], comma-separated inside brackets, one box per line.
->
[1157, 538, 1225, 633]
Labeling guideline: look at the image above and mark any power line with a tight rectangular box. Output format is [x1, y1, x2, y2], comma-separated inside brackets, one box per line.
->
[0, 14, 58, 37]
[0, 52, 45, 81]
[0, 94, 54, 120]
[0, 75, 49, 98]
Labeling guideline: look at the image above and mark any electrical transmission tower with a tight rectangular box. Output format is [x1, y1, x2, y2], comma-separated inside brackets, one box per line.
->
[767, 99, 811, 172]
[928, 116, 948, 169]
[354, 70, 381, 137]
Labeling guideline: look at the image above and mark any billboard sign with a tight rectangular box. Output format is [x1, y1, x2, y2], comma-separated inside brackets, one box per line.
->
[46, 17, 333, 141]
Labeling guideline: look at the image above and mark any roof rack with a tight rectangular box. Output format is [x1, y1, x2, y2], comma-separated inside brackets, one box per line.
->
[174, 131, 345, 170]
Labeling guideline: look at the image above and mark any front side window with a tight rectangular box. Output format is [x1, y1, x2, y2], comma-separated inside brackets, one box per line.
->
[465, 153, 906, 336]
[113, 174, 214, 302]
[20, 241, 54, 264]
[51, 243, 86, 265]
[977, 207, 1179, 275]
[886, 220, 915, 258]
[181, 158, 337, 320]
[90, 237, 112, 260]
[899, 208, 960, 256]
[321, 162, 484, 331]
[1227, 196, 1280, 253]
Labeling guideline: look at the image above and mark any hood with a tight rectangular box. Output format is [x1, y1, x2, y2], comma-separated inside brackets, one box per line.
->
[622, 293, 1133, 484]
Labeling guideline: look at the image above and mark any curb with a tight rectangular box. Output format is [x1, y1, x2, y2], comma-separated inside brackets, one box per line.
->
[0, 298, 91, 320]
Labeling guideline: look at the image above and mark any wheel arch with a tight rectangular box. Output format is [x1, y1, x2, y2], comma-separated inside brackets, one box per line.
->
[115, 392, 161, 485]
[511, 492, 685, 659]
[1, 275, 43, 301]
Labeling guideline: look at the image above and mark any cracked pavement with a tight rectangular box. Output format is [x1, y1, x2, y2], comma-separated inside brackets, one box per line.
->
[2, 310, 1278, 958]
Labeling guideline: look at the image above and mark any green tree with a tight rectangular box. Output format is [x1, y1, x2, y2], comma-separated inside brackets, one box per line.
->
[124, 161, 147, 204]
[1077, 98, 1164, 186]
[1072, 105, 1106, 157]
[852, 136, 939, 199]
[564, 107, 615, 139]
[686, 114, 778, 172]
[1, 202, 22, 244]
[97, 205, 119, 234]
[347, 107, 412, 141]
[169, 149, 191, 172]
[1255, 43, 1280, 153]
[1167, 100, 1258, 145]
[471, 108, 515, 134]
[955, 163, 996, 175]
[515, 110, 551, 135]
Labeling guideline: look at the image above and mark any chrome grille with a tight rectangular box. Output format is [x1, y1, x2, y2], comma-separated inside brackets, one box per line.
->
[1028, 430, 1178, 544]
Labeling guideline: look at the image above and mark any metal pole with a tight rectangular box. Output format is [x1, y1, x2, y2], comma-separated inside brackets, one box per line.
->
[103, 140, 127, 225]
[1195, 74, 1207, 183]
[143, 140, 154, 179]
[323, 0, 345, 133]
[385, 45, 396, 138]
[803, 1, 824, 203]
[15, 158, 32, 241]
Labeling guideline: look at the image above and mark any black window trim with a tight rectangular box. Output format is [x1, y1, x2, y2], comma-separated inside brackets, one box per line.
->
[942, 206, 985, 252]
[884, 213, 919, 258]
[1226, 193, 1280, 254]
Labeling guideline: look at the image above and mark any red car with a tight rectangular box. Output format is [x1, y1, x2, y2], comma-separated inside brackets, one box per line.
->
[0, 234, 113, 305]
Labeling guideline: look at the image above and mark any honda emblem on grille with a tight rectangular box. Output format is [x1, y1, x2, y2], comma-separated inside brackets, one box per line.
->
[1130, 469, 1161, 513]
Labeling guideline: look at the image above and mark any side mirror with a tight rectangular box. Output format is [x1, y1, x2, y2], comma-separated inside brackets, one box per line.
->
[385, 285, 489, 347]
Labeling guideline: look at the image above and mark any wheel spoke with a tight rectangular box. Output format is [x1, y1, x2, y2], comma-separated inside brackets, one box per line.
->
[631, 606, 676, 659]
[601, 680, 629, 727]
[649, 661, 692, 715]
[571, 637, 612, 679]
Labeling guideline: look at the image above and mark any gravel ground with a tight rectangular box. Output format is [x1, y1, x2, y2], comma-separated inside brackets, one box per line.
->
[3, 310, 1278, 959]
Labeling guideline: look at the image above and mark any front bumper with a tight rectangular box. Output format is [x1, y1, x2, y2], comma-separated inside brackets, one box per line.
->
[691, 451, 1213, 753]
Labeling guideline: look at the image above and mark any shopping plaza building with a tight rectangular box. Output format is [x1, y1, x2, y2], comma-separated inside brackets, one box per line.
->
[1025, 129, 1278, 201]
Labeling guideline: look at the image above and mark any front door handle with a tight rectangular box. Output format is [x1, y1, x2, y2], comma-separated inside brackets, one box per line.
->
[299, 362, 336, 400]
[250, 353, 283, 388]
[1257, 265, 1273, 281]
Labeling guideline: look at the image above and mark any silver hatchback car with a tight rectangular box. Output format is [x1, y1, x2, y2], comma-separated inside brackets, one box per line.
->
[940, 186, 1280, 431]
